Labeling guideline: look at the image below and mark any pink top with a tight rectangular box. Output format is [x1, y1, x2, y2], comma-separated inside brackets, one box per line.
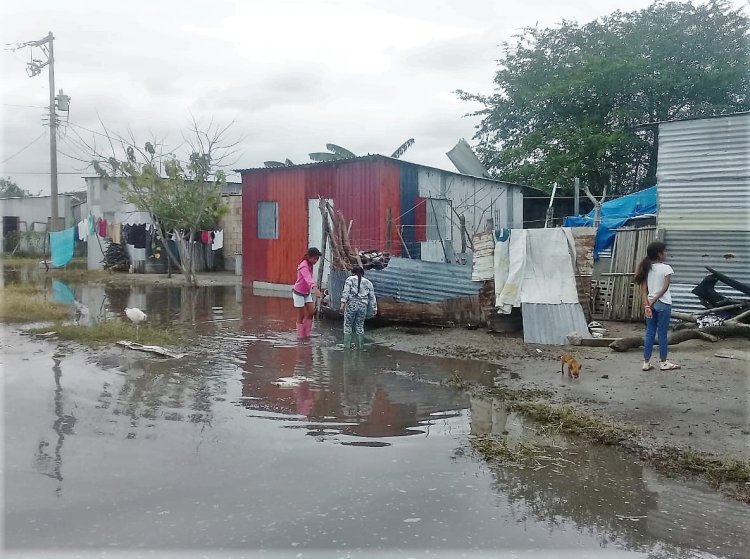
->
[293, 259, 316, 295]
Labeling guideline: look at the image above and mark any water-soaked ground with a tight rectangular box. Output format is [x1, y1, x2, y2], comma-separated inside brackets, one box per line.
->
[2, 278, 748, 558]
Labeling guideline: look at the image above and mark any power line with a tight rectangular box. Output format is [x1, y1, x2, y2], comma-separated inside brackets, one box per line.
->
[0, 171, 85, 175]
[1, 132, 47, 164]
[1, 103, 48, 109]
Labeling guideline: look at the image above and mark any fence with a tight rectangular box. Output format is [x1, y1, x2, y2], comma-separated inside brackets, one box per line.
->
[594, 226, 657, 321]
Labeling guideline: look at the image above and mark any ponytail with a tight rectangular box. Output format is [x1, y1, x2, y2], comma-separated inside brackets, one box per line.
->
[634, 241, 667, 285]
[352, 265, 364, 292]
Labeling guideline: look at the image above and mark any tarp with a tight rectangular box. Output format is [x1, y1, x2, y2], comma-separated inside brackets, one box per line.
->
[49, 226, 76, 268]
[563, 186, 657, 259]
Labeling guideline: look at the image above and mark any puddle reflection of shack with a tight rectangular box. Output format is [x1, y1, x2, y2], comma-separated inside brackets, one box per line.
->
[641, 469, 748, 558]
[465, 398, 747, 555]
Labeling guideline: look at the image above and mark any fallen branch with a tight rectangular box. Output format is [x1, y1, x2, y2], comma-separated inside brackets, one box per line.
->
[609, 328, 728, 352]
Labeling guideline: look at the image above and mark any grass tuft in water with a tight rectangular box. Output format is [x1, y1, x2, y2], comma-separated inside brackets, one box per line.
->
[508, 401, 637, 445]
[30, 320, 183, 347]
[0, 285, 71, 322]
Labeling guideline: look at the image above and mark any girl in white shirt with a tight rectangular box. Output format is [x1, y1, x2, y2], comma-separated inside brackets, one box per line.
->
[634, 241, 680, 371]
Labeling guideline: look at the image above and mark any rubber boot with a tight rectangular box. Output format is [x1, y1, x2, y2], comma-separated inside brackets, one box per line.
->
[356, 334, 365, 350]
[304, 318, 315, 338]
[343, 334, 352, 350]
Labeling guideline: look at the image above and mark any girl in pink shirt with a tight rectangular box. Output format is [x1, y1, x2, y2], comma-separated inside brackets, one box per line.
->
[293, 247, 322, 339]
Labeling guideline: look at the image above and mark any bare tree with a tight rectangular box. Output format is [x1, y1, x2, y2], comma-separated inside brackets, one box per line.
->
[70, 116, 241, 286]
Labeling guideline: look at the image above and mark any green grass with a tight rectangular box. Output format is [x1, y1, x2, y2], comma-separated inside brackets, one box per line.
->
[0, 285, 71, 322]
[31, 320, 184, 346]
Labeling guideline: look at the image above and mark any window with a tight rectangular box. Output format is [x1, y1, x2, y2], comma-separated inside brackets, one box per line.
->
[426, 198, 452, 242]
[257, 201, 278, 239]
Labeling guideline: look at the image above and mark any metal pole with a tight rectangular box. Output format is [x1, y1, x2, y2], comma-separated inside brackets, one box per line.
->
[573, 177, 580, 216]
[47, 32, 59, 232]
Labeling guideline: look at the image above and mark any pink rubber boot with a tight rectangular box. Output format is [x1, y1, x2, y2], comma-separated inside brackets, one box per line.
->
[296, 322, 305, 340]
[303, 318, 314, 338]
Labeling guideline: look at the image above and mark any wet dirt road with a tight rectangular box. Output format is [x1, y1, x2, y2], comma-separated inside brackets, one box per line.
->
[2, 282, 748, 558]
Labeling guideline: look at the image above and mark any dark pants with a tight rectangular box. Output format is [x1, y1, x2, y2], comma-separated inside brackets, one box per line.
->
[644, 301, 672, 361]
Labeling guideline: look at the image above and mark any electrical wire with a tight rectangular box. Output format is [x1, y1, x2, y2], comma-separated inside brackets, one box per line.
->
[1, 132, 47, 164]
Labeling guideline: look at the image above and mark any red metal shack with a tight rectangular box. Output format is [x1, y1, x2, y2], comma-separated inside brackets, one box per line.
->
[239, 155, 525, 291]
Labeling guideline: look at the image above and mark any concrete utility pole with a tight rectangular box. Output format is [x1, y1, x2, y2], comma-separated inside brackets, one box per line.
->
[47, 33, 59, 231]
[14, 32, 67, 231]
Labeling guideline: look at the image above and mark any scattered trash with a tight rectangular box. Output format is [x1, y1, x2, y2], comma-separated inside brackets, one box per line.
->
[272, 376, 314, 388]
[566, 332, 583, 346]
[714, 349, 750, 361]
[116, 341, 184, 359]
[587, 320, 607, 337]
[697, 314, 725, 329]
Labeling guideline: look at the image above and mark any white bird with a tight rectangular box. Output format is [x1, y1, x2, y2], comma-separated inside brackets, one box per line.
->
[124, 307, 147, 341]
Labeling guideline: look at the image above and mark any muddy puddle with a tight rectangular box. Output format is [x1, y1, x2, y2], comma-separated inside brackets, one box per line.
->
[2, 276, 747, 558]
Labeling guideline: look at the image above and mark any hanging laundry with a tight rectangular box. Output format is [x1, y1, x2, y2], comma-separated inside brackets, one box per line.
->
[97, 218, 108, 237]
[88, 215, 95, 236]
[50, 227, 76, 268]
[130, 224, 148, 249]
[211, 230, 224, 251]
[112, 224, 122, 244]
[77, 220, 88, 242]
[200, 230, 211, 244]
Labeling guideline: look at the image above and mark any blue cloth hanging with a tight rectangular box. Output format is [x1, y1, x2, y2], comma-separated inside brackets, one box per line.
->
[50, 226, 76, 268]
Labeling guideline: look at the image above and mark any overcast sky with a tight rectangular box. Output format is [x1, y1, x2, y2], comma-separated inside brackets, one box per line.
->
[0, 0, 707, 194]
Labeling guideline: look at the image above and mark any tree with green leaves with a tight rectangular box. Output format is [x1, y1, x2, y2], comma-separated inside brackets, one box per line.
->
[264, 139, 415, 167]
[458, 0, 749, 195]
[81, 119, 237, 286]
[0, 177, 31, 198]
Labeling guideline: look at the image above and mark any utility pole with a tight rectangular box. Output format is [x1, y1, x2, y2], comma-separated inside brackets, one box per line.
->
[13, 32, 68, 232]
[47, 33, 59, 231]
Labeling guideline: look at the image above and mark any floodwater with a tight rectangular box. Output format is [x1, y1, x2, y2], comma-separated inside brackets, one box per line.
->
[2, 275, 748, 558]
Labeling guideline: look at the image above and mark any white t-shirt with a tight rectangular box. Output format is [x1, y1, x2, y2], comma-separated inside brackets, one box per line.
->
[647, 262, 674, 305]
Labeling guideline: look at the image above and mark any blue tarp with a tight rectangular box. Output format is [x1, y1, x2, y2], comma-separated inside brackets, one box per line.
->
[563, 186, 657, 259]
[49, 226, 76, 268]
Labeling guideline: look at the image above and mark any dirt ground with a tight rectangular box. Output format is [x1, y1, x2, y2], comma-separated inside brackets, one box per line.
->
[369, 322, 750, 462]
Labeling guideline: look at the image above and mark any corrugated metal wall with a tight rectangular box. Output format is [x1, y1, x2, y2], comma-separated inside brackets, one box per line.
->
[657, 114, 750, 311]
[242, 158, 402, 286]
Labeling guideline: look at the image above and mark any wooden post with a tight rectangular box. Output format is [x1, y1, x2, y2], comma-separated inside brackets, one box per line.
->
[573, 177, 580, 216]
[398, 225, 412, 259]
[316, 198, 329, 317]
[459, 214, 467, 253]
[385, 208, 392, 255]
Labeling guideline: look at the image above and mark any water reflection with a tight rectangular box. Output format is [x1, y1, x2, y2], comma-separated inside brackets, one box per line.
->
[34, 351, 77, 497]
[5, 274, 747, 557]
[469, 396, 748, 559]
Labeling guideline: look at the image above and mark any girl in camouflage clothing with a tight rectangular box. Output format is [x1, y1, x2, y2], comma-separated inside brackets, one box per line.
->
[339, 266, 377, 349]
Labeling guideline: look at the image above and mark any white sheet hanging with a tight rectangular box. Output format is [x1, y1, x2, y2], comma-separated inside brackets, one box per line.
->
[495, 228, 580, 313]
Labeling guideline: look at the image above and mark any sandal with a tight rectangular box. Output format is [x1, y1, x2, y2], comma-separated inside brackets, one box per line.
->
[642, 362, 654, 371]
[660, 361, 681, 371]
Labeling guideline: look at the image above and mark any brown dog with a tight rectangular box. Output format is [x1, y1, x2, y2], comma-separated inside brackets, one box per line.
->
[560, 353, 582, 379]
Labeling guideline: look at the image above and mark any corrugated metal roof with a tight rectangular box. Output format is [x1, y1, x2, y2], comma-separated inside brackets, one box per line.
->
[657, 113, 750, 231]
[657, 114, 750, 313]
[663, 230, 749, 285]
[471, 232, 495, 281]
[669, 284, 750, 314]
[521, 303, 591, 345]
[237, 154, 528, 189]
[329, 258, 480, 307]
[658, 180, 749, 230]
